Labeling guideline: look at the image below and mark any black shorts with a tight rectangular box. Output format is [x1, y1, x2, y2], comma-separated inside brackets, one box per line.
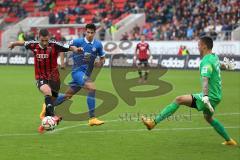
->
[190, 94, 197, 108]
[36, 79, 60, 97]
[138, 59, 148, 67]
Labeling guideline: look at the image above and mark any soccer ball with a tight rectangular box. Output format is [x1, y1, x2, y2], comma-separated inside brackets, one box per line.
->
[41, 116, 57, 130]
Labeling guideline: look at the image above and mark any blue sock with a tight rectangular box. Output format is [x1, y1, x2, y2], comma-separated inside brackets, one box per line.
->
[87, 91, 95, 118]
[54, 93, 66, 106]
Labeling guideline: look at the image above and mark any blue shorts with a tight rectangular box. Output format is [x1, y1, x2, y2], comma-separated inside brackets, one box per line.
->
[69, 70, 90, 92]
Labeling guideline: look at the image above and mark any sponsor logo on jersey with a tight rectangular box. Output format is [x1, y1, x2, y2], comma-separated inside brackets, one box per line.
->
[69, 40, 73, 45]
[201, 66, 209, 74]
[84, 52, 91, 61]
[36, 54, 49, 59]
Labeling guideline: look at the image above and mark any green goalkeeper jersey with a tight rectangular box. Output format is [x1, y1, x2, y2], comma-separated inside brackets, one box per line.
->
[200, 53, 222, 102]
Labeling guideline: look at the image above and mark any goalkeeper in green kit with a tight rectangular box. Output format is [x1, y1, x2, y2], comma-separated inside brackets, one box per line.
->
[142, 36, 237, 146]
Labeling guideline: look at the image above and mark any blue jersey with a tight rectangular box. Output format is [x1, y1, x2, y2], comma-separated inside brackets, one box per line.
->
[69, 37, 105, 76]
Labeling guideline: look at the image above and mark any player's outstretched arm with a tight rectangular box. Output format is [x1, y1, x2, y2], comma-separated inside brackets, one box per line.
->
[59, 52, 65, 69]
[8, 41, 25, 50]
[69, 46, 84, 53]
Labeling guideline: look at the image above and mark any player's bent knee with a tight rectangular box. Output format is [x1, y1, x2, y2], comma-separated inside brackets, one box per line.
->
[88, 87, 96, 93]
[85, 82, 96, 91]
[175, 96, 184, 105]
[40, 85, 52, 96]
[65, 94, 73, 100]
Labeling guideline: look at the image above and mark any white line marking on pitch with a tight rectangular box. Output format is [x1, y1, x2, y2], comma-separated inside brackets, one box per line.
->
[190, 112, 240, 116]
[0, 126, 239, 137]
[51, 119, 120, 133]
[0, 112, 239, 137]
[52, 112, 240, 133]
[74, 126, 240, 134]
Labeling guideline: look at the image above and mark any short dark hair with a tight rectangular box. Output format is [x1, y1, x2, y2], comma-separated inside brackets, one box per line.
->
[39, 28, 49, 37]
[200, 36, 213, 49]
[85, 23, 96, 31]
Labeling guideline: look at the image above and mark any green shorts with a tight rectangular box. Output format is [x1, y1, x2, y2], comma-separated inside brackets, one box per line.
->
[192, 93, 220, 116]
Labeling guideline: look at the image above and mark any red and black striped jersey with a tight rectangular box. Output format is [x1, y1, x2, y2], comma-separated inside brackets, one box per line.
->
[24, 40, 70, 81]
[136, 42, 149, 60]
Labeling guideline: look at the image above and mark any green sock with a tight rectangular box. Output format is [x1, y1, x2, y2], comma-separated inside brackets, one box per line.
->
[155, 102, 180, 124]
[210, 118, 231, 141]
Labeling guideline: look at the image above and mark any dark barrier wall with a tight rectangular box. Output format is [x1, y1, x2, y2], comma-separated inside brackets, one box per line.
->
[0, 52, 239, 71]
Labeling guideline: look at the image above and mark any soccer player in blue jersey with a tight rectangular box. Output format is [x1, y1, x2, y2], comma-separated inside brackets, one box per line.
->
[39, 24, 105, 126]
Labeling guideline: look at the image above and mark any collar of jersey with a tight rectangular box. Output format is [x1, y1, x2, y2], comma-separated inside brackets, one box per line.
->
[203, 53, 213, 59]
[84, 37, 94, 44]
[38, 43, 46, 49]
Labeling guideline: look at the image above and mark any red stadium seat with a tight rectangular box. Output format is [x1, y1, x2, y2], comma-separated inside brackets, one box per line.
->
[89, 9, 97, 14]
[23, 2, 35, 8]
[24, 7, 35, 12]
[56, 1, 77, 6]
[0, 8, 7, 13]
[53, 6, 66, 12]
[113, 0, 127, 3]
[82, 15, 93, 21]
[115, 3, 125, 9]
[28, 12, 39, 17]
[4, 17, 19, 23]
[84, 4, 97, 10]
[69, 15, 77, 21]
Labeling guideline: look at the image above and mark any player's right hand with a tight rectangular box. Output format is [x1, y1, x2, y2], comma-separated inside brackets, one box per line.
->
[76, 47, 84, 53]
[202, 96, 214, 113]
[133, 56, 137, 67]
[8, 42, 15, 50]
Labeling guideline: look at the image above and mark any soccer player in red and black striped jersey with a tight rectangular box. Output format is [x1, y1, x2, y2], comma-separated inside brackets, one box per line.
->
[8, 29, 83, 131]
[134, 35, 152, 83]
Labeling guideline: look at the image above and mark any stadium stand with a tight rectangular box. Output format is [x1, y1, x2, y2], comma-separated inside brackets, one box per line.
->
[0, 0, 239, 43]
[122, 0, 239, 41]
[0, 30, 2, 48]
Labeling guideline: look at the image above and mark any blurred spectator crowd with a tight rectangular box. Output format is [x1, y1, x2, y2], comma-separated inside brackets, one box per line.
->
[0, 0, 27, 18]
[0, 0, 239, 41]
[122, 0, 239, 41]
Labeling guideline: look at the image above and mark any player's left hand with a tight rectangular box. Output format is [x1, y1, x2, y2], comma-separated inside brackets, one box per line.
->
[202, 96, 214, 113]
[8, 42, 15, 50]
[133, 56, 137, 67]
[94, 61, 103, 67]
[148, 55, 153, 65]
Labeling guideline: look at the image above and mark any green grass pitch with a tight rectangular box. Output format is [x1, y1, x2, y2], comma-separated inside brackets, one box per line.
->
[0, 66, 239, 160]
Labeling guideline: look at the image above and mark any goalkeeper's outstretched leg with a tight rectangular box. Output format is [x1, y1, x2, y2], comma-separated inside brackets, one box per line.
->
[141, 94, 237, 145]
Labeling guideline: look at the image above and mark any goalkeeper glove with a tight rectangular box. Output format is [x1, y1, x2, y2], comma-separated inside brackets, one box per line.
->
[202, 95, 214, 113]
[223, 57, 235, 70]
